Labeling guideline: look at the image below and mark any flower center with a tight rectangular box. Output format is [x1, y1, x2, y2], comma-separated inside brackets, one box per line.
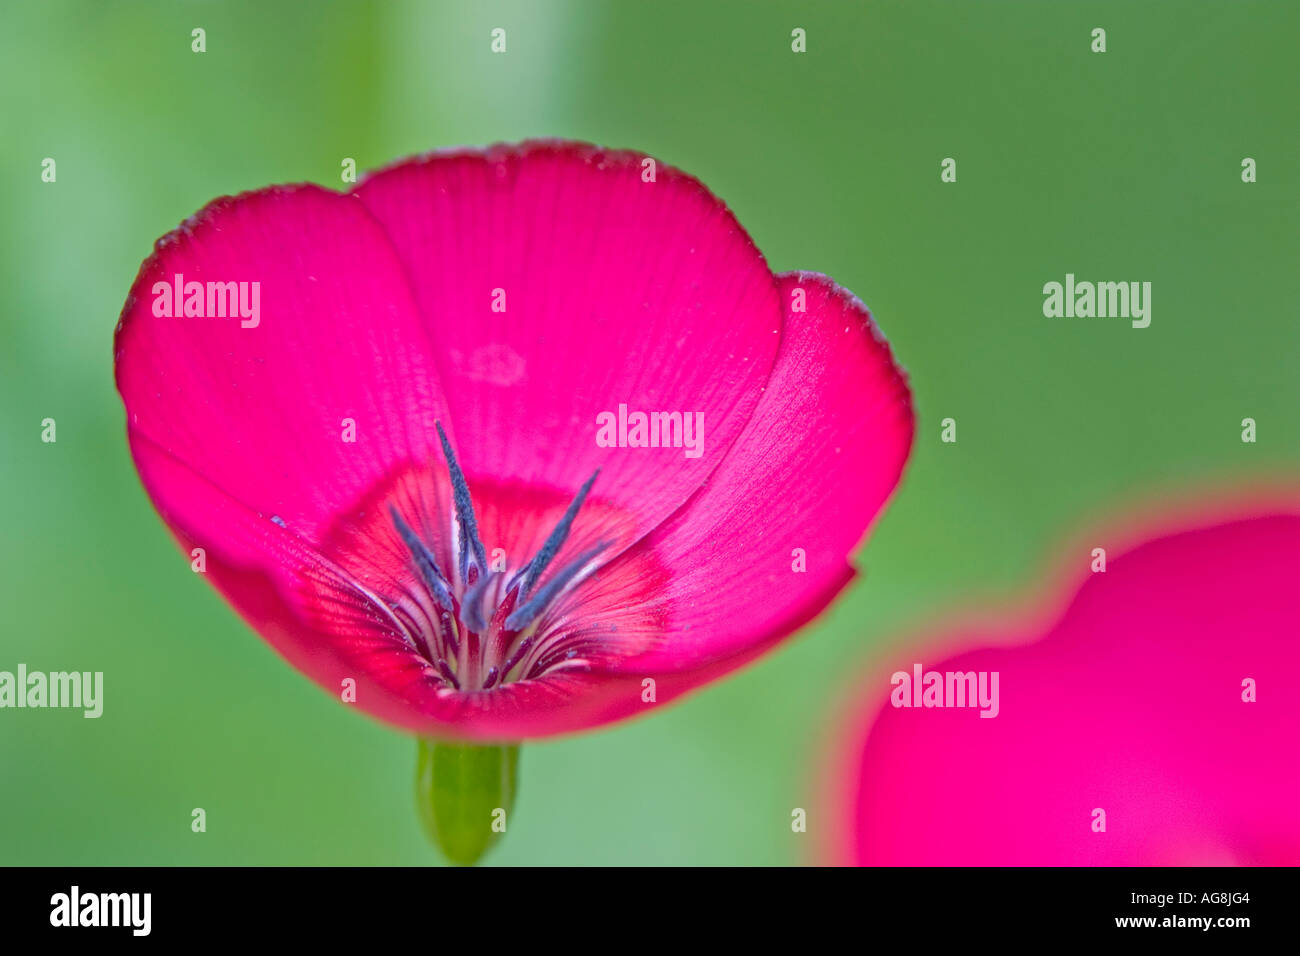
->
[377, 423, 609, 693]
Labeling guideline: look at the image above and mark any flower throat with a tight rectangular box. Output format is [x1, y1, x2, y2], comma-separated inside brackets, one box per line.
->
[384, 423, 608, 692]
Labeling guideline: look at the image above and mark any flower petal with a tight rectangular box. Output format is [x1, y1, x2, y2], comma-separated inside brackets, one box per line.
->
[835, 509, 1300, 865]
[580, 271, 913, 673]
[115, 184, 451, 541]
[352, 141, 783, 555]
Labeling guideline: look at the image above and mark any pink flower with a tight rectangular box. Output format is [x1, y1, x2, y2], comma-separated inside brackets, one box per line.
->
[115, 141, 913, 742]
[826, 496, 1300, 865]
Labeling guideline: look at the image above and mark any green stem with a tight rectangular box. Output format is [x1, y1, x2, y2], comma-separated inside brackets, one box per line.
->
[415, 739, 519, 865]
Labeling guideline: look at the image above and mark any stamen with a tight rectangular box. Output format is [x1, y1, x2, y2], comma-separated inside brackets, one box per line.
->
[388, 505, 453, 611]
[519, 469, 599, 597]
[378, 440, 613, 689]
[434, 657, 460, 690]
[459, 570, 501, 634]
[497, 633, 536, 682]
[439, 607, 459, 658]
[436, 422, 488, 582]
[504, 541, 610, 632]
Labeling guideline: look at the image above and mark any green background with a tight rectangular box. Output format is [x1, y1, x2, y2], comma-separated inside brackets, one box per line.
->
[1, 0, 1296, 865]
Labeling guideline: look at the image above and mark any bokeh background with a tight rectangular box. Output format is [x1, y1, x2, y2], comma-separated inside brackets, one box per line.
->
[1, 0, 1296, 865]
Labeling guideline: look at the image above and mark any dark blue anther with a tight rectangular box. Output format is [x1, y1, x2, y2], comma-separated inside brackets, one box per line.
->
[436, 421, 488, 583]
[519, 469, 599, 598]
[504, 541, 610, 632]
[388, 505, 453, 611]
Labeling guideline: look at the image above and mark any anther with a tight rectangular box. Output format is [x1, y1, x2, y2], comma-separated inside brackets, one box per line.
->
[436, 421, 488, 583]
[504, 541, 610, 632]
[519, 469, 599, 598]
[389, 505, 453, 611]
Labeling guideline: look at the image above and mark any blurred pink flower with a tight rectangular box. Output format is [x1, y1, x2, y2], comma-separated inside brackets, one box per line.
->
[827, 499, 1300, 865]
[114, 141, 913, 741]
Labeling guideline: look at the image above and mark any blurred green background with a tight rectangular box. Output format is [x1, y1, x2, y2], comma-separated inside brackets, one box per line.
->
[1, 0, 1297, 865]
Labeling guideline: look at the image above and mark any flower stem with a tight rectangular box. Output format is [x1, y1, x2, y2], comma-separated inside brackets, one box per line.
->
[415, 739, 519, 865]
